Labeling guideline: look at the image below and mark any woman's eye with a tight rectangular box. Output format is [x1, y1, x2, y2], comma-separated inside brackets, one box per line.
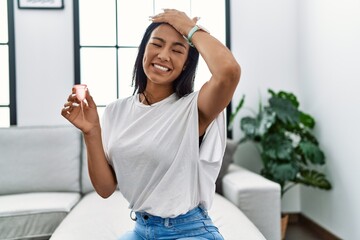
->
[173, 49, 183, 54]
[151, 43, 161, 47]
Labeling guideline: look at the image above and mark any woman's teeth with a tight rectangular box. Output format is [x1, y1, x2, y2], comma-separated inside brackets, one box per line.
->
[154, 64, 169, 72]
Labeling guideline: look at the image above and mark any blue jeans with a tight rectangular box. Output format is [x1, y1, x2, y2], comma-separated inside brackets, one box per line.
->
[118, 206, 224, 240]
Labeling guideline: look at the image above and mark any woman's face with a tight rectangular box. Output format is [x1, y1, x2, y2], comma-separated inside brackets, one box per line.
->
[143, 24, 190, 88]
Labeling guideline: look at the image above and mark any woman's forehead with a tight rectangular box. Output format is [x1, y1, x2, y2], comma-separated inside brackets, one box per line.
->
[150, 24, 187, 44]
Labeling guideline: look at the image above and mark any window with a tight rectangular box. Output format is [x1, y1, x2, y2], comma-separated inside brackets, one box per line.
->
[0, 0, 16, 127]
[74, 0, 227, 118]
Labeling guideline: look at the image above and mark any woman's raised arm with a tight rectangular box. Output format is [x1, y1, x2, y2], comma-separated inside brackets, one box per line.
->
[150, 9, 241, 135]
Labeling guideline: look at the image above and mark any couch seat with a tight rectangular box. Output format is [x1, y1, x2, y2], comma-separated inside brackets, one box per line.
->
[0, 192, 81, 240]
[50, 191, 265, 240]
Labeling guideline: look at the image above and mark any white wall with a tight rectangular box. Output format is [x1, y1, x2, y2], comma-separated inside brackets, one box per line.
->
[14, 0, 73, 126]
[230, 0, 301, 213]
[231, 0, 360, 238]
[298, 0, 360, 238]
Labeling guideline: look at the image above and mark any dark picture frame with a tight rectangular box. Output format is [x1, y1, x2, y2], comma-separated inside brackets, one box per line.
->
[18, 0, 64, 10]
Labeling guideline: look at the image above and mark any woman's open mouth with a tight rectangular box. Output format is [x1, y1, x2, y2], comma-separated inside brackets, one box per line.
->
[153, 63, 171, 72]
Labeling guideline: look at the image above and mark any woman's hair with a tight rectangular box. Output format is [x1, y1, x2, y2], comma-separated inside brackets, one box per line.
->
[132, 22, 200, 98]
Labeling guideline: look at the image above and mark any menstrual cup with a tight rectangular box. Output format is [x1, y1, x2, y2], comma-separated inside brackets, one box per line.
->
[74, 84, 87, 102]
[73, 84, 87, 120]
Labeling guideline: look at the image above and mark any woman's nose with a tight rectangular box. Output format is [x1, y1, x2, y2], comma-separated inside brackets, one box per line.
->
[157, 49, 170, 61]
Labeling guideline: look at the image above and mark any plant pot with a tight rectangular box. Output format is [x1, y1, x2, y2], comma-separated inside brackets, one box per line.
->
[281, 214, 289, 240]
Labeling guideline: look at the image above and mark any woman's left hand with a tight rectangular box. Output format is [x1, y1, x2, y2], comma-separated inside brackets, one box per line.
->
[150, 9, 199, 37]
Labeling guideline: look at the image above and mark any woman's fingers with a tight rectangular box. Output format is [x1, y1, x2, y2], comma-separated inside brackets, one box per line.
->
[61, 101, 80, 117]
[61, 86, 99, 129]
[85, 88, 97, 108]
[150, 9, 195, 36]
[62, 87, 84, 119]
[61, 106, 69, 116]
[61, 104, 73, 118]
[192, 17, 200, 23]
[67, 92, 79, 103]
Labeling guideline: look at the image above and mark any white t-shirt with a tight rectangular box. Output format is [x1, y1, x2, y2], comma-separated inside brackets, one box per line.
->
[101, 91, 226, 218]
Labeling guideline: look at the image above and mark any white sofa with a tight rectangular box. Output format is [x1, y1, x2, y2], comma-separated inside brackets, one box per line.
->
[0, 126, 281, 240]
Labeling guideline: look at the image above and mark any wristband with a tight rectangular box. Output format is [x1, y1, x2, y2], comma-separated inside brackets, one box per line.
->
[186, 25, 199, 47]
[185, 25, 210, 47]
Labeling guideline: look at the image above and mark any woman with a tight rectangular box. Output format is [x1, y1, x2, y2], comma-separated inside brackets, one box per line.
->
[62, 9, 240, 240]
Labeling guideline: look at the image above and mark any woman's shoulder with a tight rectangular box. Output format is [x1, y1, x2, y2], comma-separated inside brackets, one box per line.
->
[105, 95, 134, 112]
[178, 91, 199, 103]
[174, 91, 199, 107]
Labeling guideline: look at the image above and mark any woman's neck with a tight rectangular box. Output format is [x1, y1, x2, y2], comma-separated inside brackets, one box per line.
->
[140, 85, 174, 105]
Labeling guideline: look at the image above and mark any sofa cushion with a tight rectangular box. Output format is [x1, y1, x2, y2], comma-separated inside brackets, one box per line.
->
[210, 193, 266, 240]
[0, 192, 81, 240]
[50, 191, 265, 240]
[222, 164, 281, 240]
[50, 191, 134, 240]
[0, 126, 82, 194]
[215, 138, 238, 194]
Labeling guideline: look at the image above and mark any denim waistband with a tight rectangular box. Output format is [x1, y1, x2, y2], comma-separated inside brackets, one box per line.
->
[133, 206, 207, 225]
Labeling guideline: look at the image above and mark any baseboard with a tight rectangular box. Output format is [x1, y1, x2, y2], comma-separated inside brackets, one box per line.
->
[286, 212, 342, 240]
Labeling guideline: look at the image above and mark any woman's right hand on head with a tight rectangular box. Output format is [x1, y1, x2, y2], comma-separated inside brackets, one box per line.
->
[61, 87, 100, 134]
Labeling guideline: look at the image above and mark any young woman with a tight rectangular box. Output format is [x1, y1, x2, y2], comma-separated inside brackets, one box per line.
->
[62, 9, 240, 240]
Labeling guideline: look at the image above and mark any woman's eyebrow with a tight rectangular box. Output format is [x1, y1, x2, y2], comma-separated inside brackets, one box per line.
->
[151, 37, 187, 49]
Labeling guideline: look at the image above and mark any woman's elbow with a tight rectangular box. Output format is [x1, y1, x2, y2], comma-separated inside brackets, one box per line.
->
[97, 189, 115, 199]
[232, 62, 241, 83]
[94, 184, 117, 199]
[222, 61, 241, 85]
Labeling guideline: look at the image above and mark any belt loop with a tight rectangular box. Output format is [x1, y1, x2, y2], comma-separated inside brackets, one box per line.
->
[204, 209, 208, 217]
[164, 218, 170, 227]
[130, 210, 137, 221]
[199, 205, 208, 217]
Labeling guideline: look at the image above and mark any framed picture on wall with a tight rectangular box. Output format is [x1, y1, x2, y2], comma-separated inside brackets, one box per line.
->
[18, 0, 64, 9]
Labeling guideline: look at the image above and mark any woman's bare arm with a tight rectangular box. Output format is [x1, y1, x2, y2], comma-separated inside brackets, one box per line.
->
[61, 89, 117, 198]
[83, 127, 117, 198]
[193, 30, 241, 135]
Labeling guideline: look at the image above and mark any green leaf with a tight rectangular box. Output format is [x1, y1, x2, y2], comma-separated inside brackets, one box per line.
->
[296, 169, 332, 190]
[240, 117, 258, 139]
[299, 111, 315, 129]
[269, 97, 300, 126]
[277, 91, 299, 108]
[228, 95, 245, 130]
[268, 89, 276, 98]
[258, 108, 276, 135]
[294, 127, 319, 145]
[268, 89, 299, 108]
[262, 133, 293, 160]
[240, 109, 275, 140]
[299, 141, 325, 165]
[262, 162, 299, 185]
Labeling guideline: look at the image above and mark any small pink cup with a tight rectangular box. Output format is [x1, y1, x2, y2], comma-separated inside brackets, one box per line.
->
[74, 84, 87, 101]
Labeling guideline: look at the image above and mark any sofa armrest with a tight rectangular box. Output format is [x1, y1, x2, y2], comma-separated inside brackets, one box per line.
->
[222, 164, 281, 240]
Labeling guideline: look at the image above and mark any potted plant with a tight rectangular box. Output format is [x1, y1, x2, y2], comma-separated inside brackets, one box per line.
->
[229, 89, 332, 239]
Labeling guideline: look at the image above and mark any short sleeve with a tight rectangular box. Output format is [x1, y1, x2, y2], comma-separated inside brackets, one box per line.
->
[197, 109, 227, 209]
